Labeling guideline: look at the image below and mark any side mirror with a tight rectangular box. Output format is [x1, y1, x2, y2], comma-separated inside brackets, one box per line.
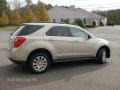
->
[88, 34, 92, 39]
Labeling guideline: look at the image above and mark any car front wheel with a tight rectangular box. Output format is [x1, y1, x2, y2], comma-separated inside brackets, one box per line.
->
[96, 48, 107, 64]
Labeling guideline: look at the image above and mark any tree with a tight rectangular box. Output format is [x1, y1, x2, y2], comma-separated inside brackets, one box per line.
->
[93, 9, 120, 25]
[23, 2, 37, 23]
[0, 10, 9, 26]
[6, 3, 12, 24]
[12, 0, 21, 25]
[99, 20, 104, 26]
[12, 9, 21, 25]
[46, 4, 53, 10]
[25, 0, 32, 6]
[37, 2, 49, 21]
[0, 0, 7, 16]
[92, 21, 96, 27]
[53, 18, 56, 22]
[73, 18, 85, 28]
[0, 0, 9, 26]
[62, 18, 70, 24]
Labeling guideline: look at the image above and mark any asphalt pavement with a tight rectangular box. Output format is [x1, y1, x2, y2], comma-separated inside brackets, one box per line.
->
[0, 26, 120, 90]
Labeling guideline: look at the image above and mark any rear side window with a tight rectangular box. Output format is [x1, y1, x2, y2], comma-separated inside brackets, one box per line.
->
[12, 25, 44, 36]
[46, 26, 71, 37]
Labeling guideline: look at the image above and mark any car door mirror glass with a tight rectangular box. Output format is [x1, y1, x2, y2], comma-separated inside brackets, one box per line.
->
[87, 34, 92, 39]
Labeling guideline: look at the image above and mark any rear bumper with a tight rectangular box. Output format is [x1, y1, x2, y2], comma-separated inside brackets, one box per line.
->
[8, 58, 26, 64]
[8, 47, 28, 62]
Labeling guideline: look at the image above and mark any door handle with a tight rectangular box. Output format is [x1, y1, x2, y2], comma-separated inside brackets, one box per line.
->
[74, 40, 79, 42]
[48, 38, 55, 41]
[74, 40, 83, 42]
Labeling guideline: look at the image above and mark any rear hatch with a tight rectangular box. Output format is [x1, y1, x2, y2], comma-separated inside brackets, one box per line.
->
[9, 24, 44, 50]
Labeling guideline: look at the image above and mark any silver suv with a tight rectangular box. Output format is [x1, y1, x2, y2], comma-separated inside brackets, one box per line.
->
[8, 23, 111, 73]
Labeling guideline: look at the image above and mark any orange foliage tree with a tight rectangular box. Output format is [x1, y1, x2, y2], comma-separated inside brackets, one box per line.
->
[23, 0, 37, 23]
[37, 2, 49, 22]
[12, 0, 21, 25]
[12, 9, 21, 25]
[0, 10, 9, 26]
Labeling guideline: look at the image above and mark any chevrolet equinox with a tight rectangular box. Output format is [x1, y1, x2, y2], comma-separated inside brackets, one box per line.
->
[8, 23, 111, 73]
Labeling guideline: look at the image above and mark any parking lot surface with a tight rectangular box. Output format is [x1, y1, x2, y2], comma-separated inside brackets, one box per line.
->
[0, 26, 120, 90]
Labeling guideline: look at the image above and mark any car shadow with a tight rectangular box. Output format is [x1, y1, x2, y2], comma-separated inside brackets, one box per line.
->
[0, 59, 108, 90]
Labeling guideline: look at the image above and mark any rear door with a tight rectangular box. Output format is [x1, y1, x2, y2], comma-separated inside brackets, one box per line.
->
[45, 26, 73, 60]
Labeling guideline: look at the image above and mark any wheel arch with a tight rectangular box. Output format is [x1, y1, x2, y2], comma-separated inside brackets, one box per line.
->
[26, 48, 53, 64]
[96, 46, 111, 58]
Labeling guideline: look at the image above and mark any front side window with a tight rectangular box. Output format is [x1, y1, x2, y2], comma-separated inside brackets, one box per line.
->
[70, 27, 89, 39]
[46, 26, 71, 37]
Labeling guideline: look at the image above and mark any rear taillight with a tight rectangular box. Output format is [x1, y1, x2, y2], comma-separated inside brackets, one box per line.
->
[14, 37, 26, 48]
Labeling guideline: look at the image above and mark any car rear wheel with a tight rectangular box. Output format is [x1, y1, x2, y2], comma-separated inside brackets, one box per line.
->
[96, 48, 107, 64]
[29, 53, 50, 73]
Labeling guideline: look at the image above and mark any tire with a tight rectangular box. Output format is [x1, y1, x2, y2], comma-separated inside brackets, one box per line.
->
[96, 48, 107, 64]
[28, 53, 50, 74]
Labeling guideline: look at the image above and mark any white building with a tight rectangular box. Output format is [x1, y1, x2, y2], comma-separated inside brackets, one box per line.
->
[48, 6, 107, 26]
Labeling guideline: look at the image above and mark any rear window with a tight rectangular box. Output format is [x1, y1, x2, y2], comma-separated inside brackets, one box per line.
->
[12, 25, 44, 36]
[46, 26, 72, 37]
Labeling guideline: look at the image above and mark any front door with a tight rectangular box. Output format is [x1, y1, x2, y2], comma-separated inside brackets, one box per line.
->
[70, 27, 95, 58]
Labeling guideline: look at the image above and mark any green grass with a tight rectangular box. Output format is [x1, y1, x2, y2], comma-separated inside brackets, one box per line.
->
[0, 26, 18, 31]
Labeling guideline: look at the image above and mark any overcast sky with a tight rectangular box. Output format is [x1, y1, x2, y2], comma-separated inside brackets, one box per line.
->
[7, 0, 120, 11]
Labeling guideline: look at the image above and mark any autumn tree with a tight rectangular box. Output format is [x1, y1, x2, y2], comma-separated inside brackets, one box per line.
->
[0, 10, 9, 26]
[0, 0, 7, 16]
[12, 0, 21, 25]
[0, 0, 9, 26]
[37, 2, 49, 21]
[12, 9, 21, 25]
[23, 0, 37, 23]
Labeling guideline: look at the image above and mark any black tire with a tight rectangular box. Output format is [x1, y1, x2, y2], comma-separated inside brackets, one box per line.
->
[96, 48, 107, 64]
[28, 53, 50, 74]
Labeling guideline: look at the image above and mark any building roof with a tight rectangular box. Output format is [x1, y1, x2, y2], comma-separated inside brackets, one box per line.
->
[48, 6, 106, 20]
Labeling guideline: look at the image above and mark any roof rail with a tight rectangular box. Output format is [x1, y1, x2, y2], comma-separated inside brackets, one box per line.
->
[30, 21, 66, 24]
